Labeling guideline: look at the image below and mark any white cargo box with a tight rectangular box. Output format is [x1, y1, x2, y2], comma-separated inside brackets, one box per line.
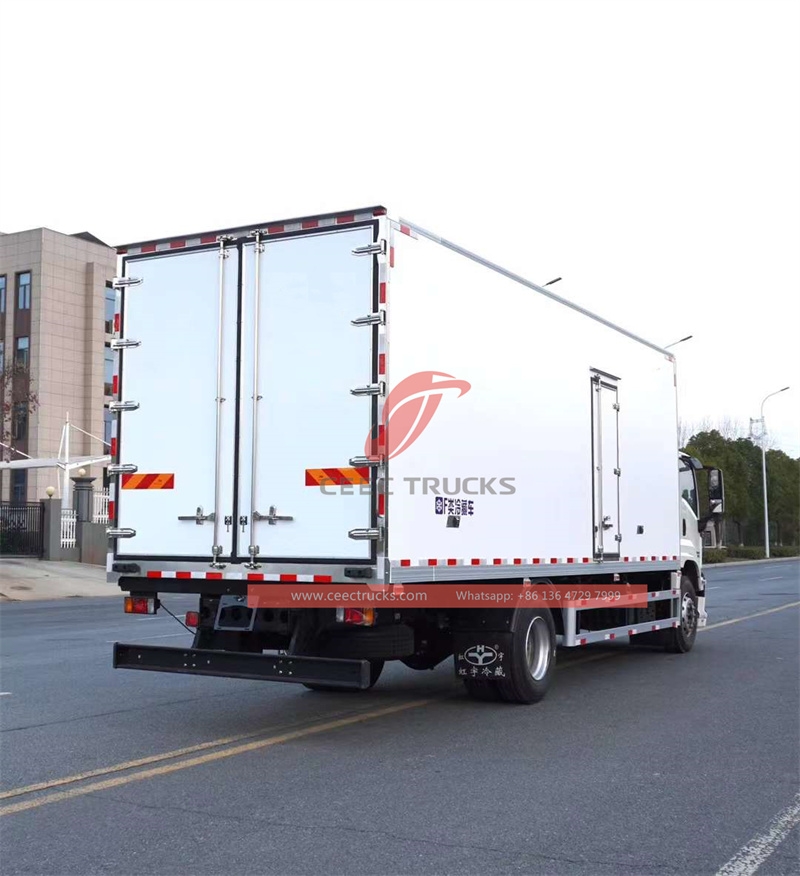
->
[108, 207, 679, 586]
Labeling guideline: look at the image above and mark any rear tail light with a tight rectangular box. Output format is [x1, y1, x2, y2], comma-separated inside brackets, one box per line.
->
[124, 596, 158, 615]
[185, 611, 200, 628]
[335, 607, 376, 626]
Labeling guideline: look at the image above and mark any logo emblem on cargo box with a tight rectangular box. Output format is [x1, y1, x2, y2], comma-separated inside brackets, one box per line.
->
[464, 645, 498, 667]
[365, 371, 471, 460]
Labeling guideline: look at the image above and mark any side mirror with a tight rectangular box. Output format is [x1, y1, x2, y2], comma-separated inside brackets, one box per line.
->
[707, 468, 724, 515]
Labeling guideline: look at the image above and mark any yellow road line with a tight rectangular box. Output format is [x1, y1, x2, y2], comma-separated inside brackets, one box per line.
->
[0, 655, 605, 803]
[0, 699, 433, 817]
[0, 707, 367, 801]
[3, 601, 796, 816]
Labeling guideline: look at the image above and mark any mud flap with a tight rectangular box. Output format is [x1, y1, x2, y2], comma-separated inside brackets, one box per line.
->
[453, 632, 513, 683]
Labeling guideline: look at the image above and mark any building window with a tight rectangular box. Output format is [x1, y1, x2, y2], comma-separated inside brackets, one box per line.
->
[11, 470, 27, 503]
[16, 272, 31, 310]
[105, 283, 115, 334]
[0, 275, 6, 313]
[12, 403, 28, 441]
[15, 336, 29, 369]
[104, 348, 114, 396]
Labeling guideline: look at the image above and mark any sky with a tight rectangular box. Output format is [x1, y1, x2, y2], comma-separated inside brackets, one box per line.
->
[1, 0, 798, 455]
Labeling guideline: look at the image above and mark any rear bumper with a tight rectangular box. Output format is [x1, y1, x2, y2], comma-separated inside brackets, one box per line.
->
[112, 643, 371, 689]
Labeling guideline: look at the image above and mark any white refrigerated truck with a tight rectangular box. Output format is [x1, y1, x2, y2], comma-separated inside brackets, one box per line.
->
[108, 206, 725, 703]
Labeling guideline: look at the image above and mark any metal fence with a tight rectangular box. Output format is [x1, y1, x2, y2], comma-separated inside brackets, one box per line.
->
[60, 508, 77, 549]
[0, 503, 45, 557]
[93, 489, 110, 524]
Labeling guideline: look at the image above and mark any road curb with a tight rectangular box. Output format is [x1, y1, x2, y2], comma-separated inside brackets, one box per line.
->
[706, 557, 799, 569]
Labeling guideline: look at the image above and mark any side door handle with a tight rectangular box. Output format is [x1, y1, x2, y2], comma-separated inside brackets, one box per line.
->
[178, 506, 215, 525]
[253, 506, 294, 525]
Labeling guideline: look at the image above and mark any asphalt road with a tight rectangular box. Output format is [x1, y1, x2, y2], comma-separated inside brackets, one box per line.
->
[1, 561, 798, 876]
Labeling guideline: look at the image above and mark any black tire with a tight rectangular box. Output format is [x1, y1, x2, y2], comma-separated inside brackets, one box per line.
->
[495, 607, 557, 704]
[663, 574, 699, 653]
[303, 660, 384, 692]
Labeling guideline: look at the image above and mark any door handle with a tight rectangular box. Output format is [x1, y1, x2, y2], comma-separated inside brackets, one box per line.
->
[253, 506, 294, 525]
[178, 506, 215, 525]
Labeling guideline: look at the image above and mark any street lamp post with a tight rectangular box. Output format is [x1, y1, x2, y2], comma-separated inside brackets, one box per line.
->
[752, 387, 790, 558]
[664, 335, 693, 350]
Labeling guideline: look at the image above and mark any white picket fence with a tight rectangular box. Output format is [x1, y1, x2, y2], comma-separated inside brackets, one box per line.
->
[60, 509, 77, 548]
[93, 489, 110, 524]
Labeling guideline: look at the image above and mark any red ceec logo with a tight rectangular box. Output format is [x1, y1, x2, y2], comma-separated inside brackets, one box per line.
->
[364, 371, 471, 460]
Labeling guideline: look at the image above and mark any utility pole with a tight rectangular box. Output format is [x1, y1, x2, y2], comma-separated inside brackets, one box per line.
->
[750, 387, 790, 557]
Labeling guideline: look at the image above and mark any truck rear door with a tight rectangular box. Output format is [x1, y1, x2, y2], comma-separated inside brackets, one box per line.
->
[113, 221, 378, 565]
[115, 245, 239, 559]
[237, 227, 375, 561]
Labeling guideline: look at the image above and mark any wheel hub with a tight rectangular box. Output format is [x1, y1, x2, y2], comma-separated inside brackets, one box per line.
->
[525, 616, 552, 681]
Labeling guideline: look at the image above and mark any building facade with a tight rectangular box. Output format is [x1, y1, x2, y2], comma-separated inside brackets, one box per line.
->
[0, 228, 116, 502]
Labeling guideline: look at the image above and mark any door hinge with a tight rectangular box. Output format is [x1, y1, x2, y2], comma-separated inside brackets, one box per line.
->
[348, 527, 383, 541]
[349, 456, 382, 467]
[350, 382, 385, 397]
[352, 240, 386, 257]
[107, 528, 136, 539]
[110, 338, 141, 350]
[350, 311, 386, 327]
[108, 463, 138, 475]
[112, 277, 142, 289]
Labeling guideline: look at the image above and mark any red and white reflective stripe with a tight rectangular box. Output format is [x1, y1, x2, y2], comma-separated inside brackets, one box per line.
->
[117, 210, 381, 256]
[389, 557, 675, 569]
[146, 570, 334, 582]
[397, 223, 418, 239]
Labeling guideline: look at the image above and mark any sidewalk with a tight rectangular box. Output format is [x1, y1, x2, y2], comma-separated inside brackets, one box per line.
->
[0, 559, 113, 601]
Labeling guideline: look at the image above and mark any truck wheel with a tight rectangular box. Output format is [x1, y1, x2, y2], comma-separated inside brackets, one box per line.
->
[303, 660, 384, 693]
[496, 608, 557, 704]
[663, 575, 699, 653]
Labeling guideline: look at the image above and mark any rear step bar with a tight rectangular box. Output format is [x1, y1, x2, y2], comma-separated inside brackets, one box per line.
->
[113, 643, 370, 689]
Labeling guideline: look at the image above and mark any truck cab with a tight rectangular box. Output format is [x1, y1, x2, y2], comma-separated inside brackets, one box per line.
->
[678, 452, 725, 629]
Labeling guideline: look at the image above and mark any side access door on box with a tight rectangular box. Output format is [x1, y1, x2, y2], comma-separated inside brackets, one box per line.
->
[112, 220, 381, 567]
[591, 369, 621, 559]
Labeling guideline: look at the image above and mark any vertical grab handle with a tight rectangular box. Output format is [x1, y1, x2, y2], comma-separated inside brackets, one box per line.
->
[246, 231, 264, 567]
[211, 235, 233, 567]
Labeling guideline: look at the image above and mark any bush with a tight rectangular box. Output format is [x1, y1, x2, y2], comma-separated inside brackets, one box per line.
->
[725, 546, 767, 560]
[703, 545, 799, 563]
[770, 545, 800, 558]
